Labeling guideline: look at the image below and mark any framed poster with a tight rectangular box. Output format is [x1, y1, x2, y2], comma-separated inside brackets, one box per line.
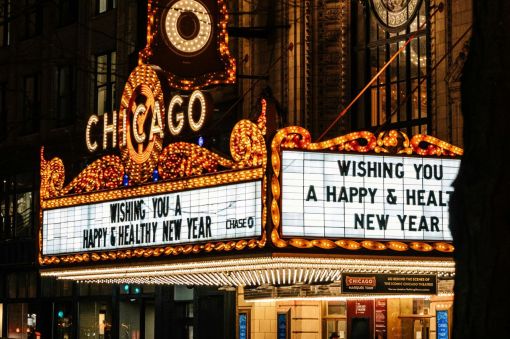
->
[238, 310, 250, 339]
[277, 311, 290, 339]
[436, 310, 449, 339]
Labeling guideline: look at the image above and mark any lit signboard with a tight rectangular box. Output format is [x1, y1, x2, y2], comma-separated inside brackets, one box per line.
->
[436, 310, 449, 339]
[281, 151, 460, 241]
[42, 181, 261, 256]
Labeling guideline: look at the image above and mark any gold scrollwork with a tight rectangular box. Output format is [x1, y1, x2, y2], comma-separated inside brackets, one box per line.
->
[40, 148, 125, 198]
[40, 147, 65, 200]
[410, 134, 464, 156]
[270, 127, 462, 253]
[158, 142, 233, 180]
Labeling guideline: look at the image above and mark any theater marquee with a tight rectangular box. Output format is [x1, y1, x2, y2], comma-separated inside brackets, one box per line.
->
[38, 0, 274, 267]
[271, 128, 463, 253]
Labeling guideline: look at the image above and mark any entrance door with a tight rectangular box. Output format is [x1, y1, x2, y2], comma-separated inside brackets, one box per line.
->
[198, 295, 224, 339]
[347, 300, 374, 339]
[351, 318, 370, 339]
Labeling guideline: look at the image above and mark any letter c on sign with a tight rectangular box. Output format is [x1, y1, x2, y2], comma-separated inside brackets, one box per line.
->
[132, 104, 147, 144]
[86, 114, 99, 152]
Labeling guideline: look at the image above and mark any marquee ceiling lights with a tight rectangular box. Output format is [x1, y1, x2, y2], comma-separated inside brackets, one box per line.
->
[41, 256, 455, 286]
[246, 295, 433, 303]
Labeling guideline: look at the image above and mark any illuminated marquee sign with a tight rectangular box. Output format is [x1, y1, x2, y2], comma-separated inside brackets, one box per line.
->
[281, 151, 459, 242]
[271, 128, 463, 253]
[42, 181, 261, 256]
[342, 273, 437, 295]
[40, 111, 268, 265]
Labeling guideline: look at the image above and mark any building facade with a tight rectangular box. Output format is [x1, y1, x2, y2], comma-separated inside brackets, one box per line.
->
[0, 0, 471, 338]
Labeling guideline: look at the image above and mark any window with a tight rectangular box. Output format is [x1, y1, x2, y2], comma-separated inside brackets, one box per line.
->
[97, 0, 116, 14]
[0, 177, 14, 240]
[22, 0, 42, 39]
[22, 74, 40, 135]
[7, 272, 37, 299]
[15, 191, 32, 237]
[352, 1, 430, 135]
[79, 301, 112, 338]
[7, 303, 41, 338]
[0, 0, 11, 47]
[0, 174, 34, 240]
[95, 51, 116, 116]
[41, 278, 73, 297]
[57, 0, 78, 26]
[0, 83, 6, 140]
[322, 301, 347, 339]
[54, 302, 74, 339]
[55, 65, 76, 127]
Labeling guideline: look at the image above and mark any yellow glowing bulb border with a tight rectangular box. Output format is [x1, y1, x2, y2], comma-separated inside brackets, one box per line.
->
[270, 127, 463, 254]
[164, 0, 212, 54]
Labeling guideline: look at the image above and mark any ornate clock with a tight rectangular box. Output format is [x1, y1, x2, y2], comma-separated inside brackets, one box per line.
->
[139, 0, 236, 90]
[369, 0, 423, 31]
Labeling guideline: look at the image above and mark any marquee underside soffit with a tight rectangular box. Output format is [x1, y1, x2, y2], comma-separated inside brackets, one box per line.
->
[40, 255, 455, 287]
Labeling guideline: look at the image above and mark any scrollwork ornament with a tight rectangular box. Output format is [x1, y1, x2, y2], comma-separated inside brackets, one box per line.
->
[370, 0, 422, 31]
[230, 120, 267, 169]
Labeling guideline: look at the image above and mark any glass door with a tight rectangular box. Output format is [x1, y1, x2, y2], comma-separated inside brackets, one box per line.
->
[322, 301, 347, 339]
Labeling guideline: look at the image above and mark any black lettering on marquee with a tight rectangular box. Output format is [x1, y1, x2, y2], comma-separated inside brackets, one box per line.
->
[175, 195, 181, 216]
[163, 219, 182, 241]
[337, 160, 406, 179]
[414, 164, 444, 180]
[337, 160, 351, 176]
[110, 200, 145, 222]
[336, 186, 377, 203]
[306, 185, 317, 201]
[187, 216, 212, 239]
[406, 189, 452, 206]
[397, 215, 440, 232]
[153, 197, 170, 218]
[354, 213, 389, 230]
[327, 186, 336, 202]
[82, 227, 108, 249]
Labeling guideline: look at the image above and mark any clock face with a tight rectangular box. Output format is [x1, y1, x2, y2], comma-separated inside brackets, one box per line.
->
[163, 0, 213, 55]
[370, 0, 422, 31]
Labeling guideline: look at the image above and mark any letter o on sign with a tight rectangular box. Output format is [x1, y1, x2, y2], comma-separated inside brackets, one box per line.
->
[188, 90, 209, 132]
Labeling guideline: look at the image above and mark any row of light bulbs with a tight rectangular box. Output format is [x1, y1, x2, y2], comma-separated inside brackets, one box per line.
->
[41, 255, 455, 286]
